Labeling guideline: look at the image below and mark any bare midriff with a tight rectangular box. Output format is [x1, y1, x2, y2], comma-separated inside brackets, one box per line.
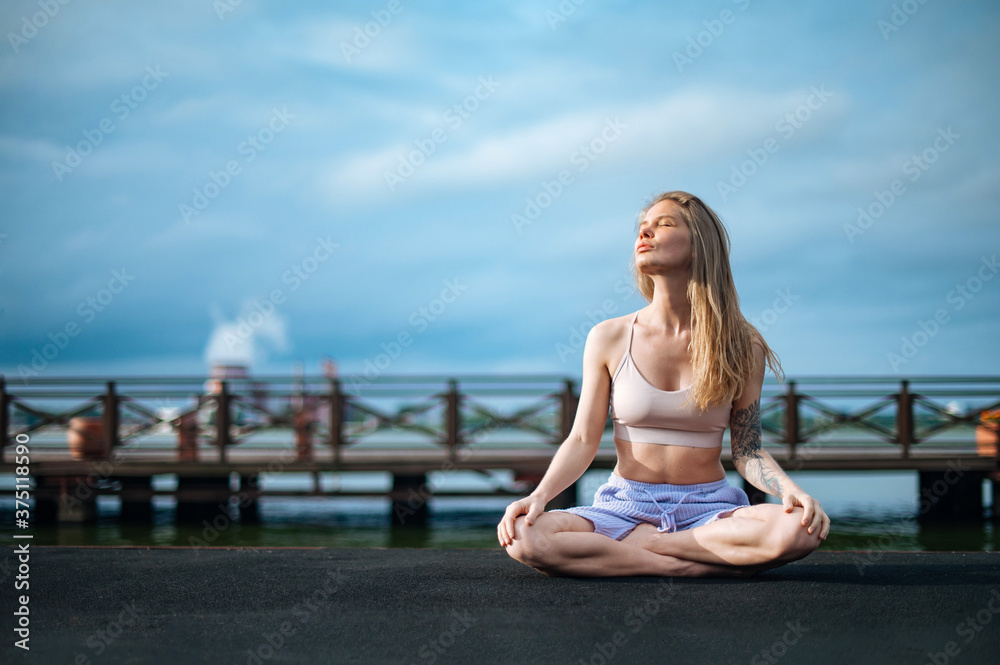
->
[612, 437, 727, 485]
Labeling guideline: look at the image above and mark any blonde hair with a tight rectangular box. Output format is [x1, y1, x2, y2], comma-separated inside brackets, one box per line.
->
[628, 190, 784, 411]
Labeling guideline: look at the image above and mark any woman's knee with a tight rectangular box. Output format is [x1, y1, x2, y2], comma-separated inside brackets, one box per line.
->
[505, 514, 560, 568]
[771, 507, 821, 562]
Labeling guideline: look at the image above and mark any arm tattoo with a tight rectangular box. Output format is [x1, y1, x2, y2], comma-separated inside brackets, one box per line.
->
[730, 398, 783, 497]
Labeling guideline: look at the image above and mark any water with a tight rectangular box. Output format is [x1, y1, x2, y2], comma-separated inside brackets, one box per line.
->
[7, 470, 997, 551]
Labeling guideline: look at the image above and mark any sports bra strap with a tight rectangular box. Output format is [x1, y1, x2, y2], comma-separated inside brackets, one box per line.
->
[627, 311, 639, 354]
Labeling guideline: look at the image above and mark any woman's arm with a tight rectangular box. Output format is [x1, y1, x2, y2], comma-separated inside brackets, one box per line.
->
[730, 396, 801, 498]
[499, 322, 612, 547]
[730, 341, 829, 539]
[530, 323, 612, 505]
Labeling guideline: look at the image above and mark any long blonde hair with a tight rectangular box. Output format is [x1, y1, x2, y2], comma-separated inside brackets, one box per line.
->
[628, 191, 784, 411]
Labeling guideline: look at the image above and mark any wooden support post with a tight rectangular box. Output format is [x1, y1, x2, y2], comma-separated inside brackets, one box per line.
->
[897, 380, 913, 459]
[34, 489, 58, 524]
[917, 469, 984, 523]
[176, 475, 232, 524]
[32, 476, 69, 524]
[743, 479, 768, 506]
[391, 473, 429, 527]
[117, 476, 154, 523]
[53, 475, 99, 523]
[238, 474, 261, 524]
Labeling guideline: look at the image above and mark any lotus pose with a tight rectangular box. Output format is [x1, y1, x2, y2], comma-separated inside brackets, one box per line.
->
[498, 191, 830, 578]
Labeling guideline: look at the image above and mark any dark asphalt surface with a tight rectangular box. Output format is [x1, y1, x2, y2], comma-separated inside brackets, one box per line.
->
[1, 546, 998, 665]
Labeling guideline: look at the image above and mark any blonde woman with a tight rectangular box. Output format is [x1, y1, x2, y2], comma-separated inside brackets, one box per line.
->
[498, 191, 830, 578]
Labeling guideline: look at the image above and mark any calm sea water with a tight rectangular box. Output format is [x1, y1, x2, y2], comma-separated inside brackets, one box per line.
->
[8, 470, 997, 552]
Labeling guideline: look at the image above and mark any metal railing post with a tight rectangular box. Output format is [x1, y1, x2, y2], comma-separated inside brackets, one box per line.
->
[897, 379, 913, 459]
[784, 380, 799, 450]
[445, 379, 461, 461]
[216, 380, 231, 463]
[103, 381, 118, 457]
[328, 378, 343, 466]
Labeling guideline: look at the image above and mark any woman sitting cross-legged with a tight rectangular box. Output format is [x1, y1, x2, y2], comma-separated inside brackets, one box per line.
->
[497, 190, 830, 578]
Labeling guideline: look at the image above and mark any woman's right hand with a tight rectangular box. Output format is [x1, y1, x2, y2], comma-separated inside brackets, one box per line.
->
[497, 494, 547, 548]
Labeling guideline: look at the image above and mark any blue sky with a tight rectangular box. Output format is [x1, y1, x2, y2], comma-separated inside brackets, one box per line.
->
[1, 0, 998, 383]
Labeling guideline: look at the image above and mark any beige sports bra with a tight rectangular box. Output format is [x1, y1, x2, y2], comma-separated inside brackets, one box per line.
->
[609, 311, 731, 448]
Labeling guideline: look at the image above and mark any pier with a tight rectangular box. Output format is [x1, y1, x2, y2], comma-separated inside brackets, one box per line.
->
[1, 373, 998, 525]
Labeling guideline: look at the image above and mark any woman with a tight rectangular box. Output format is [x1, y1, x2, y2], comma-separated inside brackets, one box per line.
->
[498, 190, 830, 578]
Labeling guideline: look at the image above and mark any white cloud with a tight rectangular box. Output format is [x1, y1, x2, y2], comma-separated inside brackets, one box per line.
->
[318, 85, 851, 203]
[203, 301, 290, 369]
[0, 135, 62, 163]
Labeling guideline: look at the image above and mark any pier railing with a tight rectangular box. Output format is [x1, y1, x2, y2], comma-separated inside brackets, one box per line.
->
[1, 374, 998, 473]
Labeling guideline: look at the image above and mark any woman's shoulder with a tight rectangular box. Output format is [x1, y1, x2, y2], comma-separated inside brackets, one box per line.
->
[581, 312, 638, 380]
[588, 310, 637, 341]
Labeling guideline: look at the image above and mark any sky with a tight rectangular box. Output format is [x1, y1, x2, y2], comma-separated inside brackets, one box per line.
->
[1, 0, 998, 386]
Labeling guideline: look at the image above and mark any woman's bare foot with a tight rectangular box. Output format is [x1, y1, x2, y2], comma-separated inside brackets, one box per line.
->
[621, 522, 669, 555]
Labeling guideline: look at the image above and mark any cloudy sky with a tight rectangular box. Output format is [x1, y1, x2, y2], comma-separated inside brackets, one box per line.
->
[1, 0, 998, 385]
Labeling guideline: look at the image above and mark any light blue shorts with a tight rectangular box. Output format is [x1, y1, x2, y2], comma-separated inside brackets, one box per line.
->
[549, 471, 752, 541]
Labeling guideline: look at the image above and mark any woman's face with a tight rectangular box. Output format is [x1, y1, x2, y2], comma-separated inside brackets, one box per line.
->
[635, 199, 692, 274]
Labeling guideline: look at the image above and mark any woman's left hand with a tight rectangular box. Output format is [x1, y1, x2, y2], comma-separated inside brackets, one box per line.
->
[781, 486, 830, 540]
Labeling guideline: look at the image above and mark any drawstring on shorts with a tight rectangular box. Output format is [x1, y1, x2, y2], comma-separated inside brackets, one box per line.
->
[640, 488, 701, 533]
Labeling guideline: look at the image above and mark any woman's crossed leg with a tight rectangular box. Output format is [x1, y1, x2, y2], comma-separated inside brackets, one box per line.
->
[503, 510, 758, 578]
